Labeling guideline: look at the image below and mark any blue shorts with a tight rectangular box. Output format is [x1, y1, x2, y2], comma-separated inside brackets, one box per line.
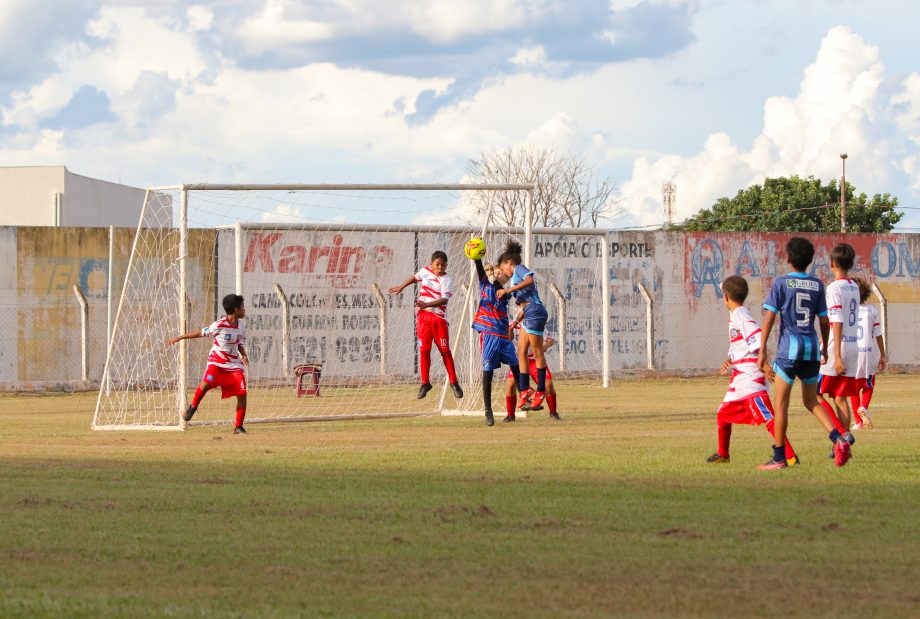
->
[773, 359, 821, 385]
[480, 333, 518, 372]
[520, 303, 548, 336]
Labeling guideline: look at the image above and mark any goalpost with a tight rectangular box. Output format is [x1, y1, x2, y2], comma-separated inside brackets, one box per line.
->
[94, 183, 603, 430]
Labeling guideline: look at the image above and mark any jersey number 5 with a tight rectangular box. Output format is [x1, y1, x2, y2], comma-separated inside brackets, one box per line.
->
[795, 292, 811, 327]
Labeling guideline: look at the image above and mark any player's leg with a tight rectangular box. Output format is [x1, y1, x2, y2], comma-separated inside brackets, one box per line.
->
[849, 393, 864, 430]
[754, 394, 798, 465]
[834, 395, 852, 431]
[802, 380, 851, 466]
[860, 376, 875, 428]
[515, 334, 533, 405]
[417, 313, 434, 398]
[432, 317, 461, 397]
[816, 375, 848, 433]
[233, 394, 247, 433]
[184, 372, 216, 421]
[504, 372, 517, 421]
[768, 363, 794, 464]
[545, 376, 560, 420]
[482, 368, 495, 426]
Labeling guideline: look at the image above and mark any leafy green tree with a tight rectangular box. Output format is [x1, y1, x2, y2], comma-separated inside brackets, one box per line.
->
[672, 176, 902, 232]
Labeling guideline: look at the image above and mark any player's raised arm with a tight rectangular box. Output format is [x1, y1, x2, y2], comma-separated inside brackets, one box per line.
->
[168, 330, 203, 346]
[474, 258, 487, 280]
[388, 275, 416, 295]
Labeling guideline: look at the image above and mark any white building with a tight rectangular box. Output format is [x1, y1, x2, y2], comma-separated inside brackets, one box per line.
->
[0, 166, 168, 227]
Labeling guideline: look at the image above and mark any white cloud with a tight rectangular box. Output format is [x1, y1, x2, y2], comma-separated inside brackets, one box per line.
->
[617, 26, 908, 226]
[186, 5, 213, 32]
[509, 45, 547, 66]
[235, 0, 333, 55]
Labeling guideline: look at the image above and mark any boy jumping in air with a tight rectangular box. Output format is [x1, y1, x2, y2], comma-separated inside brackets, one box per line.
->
[390, 250, 463, 401]
[707, 276, 798, 466]
[168, 293, 250, 434]
[471, 259, 520, 426]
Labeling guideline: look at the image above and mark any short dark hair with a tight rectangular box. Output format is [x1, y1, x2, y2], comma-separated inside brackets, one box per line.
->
[223, 293, 244, 315]
[786, 237, 815, 272]
[853, 277, 872, 303]
[830, 243, 855, 271]
[721, 275, 749, 304]
[430, 250, 448, 263]
[497, 239, 523, 266]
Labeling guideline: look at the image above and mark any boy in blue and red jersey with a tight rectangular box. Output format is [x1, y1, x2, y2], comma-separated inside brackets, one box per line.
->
[758, 237, 852, 469]
[472, 258, 521, 427]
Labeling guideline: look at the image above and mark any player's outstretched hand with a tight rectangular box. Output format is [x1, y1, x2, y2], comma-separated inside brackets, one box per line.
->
[387, 285, 402, 294]
[167, 336, 180, 346]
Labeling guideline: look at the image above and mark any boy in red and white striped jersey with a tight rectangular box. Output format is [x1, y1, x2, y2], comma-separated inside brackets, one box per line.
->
[708, 276, 799, 468]
[168, 293, 250, 433]
[389, 251, 463, 400]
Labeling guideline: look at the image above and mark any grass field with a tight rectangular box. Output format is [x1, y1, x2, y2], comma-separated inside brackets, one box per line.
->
[2, 375, 919, 618]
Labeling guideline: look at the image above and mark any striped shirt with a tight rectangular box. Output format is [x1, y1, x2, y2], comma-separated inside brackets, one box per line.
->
[724, 306, 768, 402]
[415, 266, 454, 321]
[763, 272, 827, 361]
[472, 273, 510, 338]
[202, 318, 246, 371]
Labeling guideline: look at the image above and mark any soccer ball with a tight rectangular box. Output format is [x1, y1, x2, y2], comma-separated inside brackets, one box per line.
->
[464, 237, 487, 260]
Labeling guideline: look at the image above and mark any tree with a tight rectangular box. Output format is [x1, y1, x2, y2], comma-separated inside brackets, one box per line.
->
[467, 146, 622, 228]
[672, 176, 902, 233]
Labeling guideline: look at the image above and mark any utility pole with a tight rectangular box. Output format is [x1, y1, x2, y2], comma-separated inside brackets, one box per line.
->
[840, 153, 848, 233]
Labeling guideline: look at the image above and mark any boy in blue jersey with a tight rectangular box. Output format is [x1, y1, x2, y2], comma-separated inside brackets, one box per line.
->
[758, 237, 852, 469]
[472, 258, 521, 427]
[497, 239, 549, 411]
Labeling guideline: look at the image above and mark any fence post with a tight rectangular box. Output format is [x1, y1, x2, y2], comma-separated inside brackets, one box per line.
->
[600, 232, 610, 388]
[638, 281, 655, 370]
[106, 225, 115, 395]
[548, 282, 567, 372]
[371, 283, 387, 375]
[871, 282, 888, 360]
[274, 283, 290, 377]
[72, 284, 89, 381]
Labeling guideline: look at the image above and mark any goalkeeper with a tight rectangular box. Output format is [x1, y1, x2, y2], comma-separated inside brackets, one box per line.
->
[471, 258, 521, 427]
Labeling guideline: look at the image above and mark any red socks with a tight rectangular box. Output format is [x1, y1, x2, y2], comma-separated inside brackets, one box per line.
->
[819, 398, 847, 434]
[235, 407, 246, 428]
[191, 386, 206, 408]
[717, 421, 732, 458]
[546, 393, 557, 414]
[505, 396, 515, 416]
[419, 349, 432, 384]
[441, 349, 458, 383]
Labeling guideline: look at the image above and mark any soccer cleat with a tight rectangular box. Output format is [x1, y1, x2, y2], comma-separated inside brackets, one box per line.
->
[860, 407, 874, 430]
[706, 452, 730, 464]
[450, 383, 464, 399]
[757, 458, 788, 470]
[844, 431, 856, 446]
[851, 420, 863, 431]
[485, 410, 495, 426]
[502, 414, 516, 422]
[234, 425, 247, 434]
[182, 405, 197, 422]
[549, 412, 561, 421]
[529, 391, 546, 410]
[833, 440, 851, 467]
[517, 388, 534, 409]
[417, 383, 433, 399]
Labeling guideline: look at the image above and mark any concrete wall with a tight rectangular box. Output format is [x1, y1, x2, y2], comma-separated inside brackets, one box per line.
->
[0, 166, 163, 228]
[1, 226, 918, 390]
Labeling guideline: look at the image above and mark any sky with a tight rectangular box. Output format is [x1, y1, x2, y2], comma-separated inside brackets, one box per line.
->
[1, 0, 919, 230]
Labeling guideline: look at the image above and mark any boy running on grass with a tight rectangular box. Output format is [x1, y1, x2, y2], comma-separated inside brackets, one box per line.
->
[168, 293, 249, 434]
[758, 237, 852, 469]
[707, 276, 799, 466]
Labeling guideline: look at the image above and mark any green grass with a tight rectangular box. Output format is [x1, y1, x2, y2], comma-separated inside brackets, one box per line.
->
[1, 376, 919, 618]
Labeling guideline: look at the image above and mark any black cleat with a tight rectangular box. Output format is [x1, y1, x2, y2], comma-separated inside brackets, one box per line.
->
[450, 383, 464, 399]
[182, 405, 197, 422]
[502, 414, 516, 422]
[234, 425, 247, 434]
[549, 412, 561, 421]
[417, 383, 433, 399]
[485, 410, 494, 426]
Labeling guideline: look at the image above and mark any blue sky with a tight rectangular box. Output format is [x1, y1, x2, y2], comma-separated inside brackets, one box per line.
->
[1, 0, 919, 229]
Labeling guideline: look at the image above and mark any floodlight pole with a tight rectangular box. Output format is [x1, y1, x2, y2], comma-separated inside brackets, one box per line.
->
[840, 153, 848, 233]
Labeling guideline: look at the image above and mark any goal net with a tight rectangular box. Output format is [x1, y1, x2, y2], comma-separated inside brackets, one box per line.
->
[92, 184, 608, 430]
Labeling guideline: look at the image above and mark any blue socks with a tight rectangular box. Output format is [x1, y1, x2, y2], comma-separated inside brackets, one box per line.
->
[537, 367, 547, 392]
[829, 429, 841, 444]
[773, 444, 786, 463]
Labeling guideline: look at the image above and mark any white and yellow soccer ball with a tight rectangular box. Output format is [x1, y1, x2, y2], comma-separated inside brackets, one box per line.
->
[464, 237, 487, 260]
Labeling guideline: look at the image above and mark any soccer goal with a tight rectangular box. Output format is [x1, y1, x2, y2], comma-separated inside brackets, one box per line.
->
[95, 183, 612, 430]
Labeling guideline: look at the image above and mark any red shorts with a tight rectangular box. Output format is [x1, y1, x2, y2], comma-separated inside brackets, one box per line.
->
[203, 364, 247, 398]
[854, 376, 875, 391]
[717, 393, 775, 426]
[819, 374, 859, 398]
[417, 311, 450, 352]
[505, 360, 553, 381]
